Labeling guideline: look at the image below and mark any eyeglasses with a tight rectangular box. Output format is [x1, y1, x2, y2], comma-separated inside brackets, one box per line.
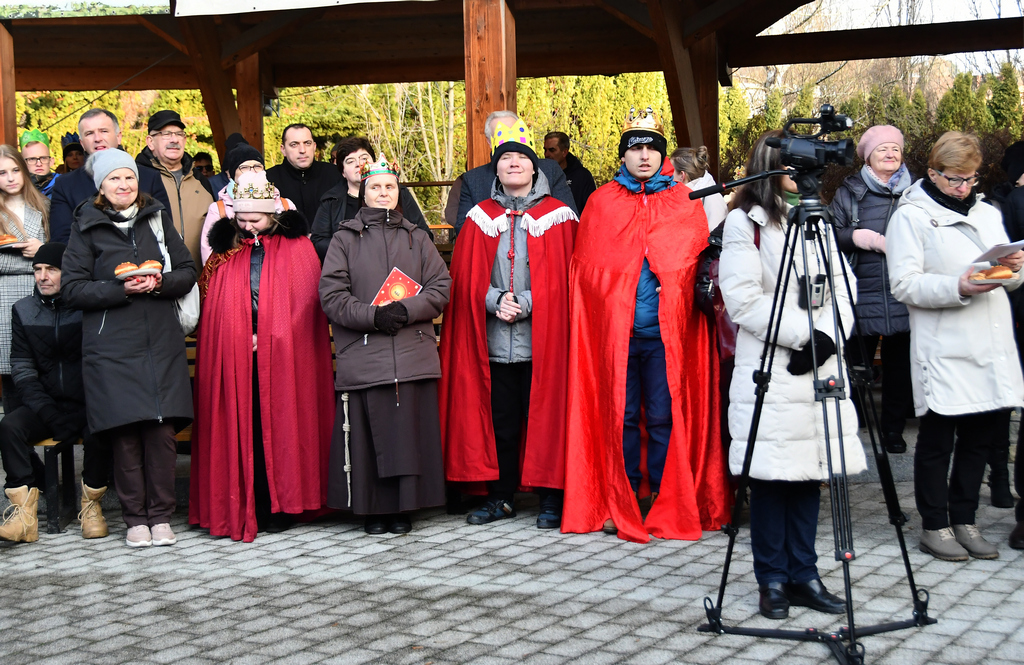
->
[24, 156, 51, 165]
[150, 130, 186, 140]
[237, 164, 265, 173]
[937, 171, 979, 187]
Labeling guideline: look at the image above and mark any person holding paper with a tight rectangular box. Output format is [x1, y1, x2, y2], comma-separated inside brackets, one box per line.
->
[887, 131, 1024, 561]
[319, 155, 450, 535]
[438, 118, 577, 529]
[190, 170, 334, 542]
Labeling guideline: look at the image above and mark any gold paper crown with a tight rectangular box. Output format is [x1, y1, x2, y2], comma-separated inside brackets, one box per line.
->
[622, 106, 665, 136]
[233, 180, 276, 200]
[361, 154, 400, 180]
[491, 118, 535, 154]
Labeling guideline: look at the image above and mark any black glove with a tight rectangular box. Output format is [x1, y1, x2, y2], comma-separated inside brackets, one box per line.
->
[373, 301, 409, 336]
[39, 406, 83, 442]
[787, 330, 836, 376]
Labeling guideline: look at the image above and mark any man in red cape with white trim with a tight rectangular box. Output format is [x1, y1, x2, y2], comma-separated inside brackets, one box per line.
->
[439, 118, 577, 528]
[562, 107, 730, 543]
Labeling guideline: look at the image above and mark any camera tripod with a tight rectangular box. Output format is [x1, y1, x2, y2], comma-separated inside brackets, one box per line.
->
[690, 168, 936, 665]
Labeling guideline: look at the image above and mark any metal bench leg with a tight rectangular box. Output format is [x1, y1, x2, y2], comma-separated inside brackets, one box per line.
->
[43, 446, 60, 534]
[60, 441, 77, 532]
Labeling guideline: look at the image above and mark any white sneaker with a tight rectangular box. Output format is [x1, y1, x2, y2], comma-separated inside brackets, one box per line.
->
[126, 525, 152, 548]
[150, 523, 177, 546]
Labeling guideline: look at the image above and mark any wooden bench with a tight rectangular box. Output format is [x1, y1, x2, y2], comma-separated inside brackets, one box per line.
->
[32, 436, 82, 534]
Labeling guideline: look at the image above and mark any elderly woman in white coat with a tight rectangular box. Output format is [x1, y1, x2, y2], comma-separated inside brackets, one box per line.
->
[719, 131, 866, 621]
[887, 131, 1024, 562]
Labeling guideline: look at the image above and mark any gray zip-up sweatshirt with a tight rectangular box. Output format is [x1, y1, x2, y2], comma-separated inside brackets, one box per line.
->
[484, 171, 551, 363]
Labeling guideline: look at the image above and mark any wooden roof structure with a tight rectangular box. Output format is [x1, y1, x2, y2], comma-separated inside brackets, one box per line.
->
[2, 0, 1022, 175]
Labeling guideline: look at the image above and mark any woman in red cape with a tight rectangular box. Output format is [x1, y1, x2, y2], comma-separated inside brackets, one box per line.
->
[562, 137, 730, 543]
[189, 171, 334, 542]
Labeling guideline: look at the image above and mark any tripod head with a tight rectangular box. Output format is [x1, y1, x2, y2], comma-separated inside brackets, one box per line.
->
[689, 104, 855, 209]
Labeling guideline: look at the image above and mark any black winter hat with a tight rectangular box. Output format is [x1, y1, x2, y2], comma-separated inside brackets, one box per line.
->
[223, 144, 264, 180]
[33, 242, 66, 270]
[490, 141, 540, 176]
[147, 110, 185, 133]
[1002, 141, 1024, 186]
[225, 132, 248, 153]
[618, 129, 667, 159]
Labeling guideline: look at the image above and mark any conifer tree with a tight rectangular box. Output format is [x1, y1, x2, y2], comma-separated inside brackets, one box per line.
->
[988, 62, 1023, 137]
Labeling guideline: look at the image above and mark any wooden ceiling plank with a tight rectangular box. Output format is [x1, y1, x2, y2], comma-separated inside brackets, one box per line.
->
[136, 16, 189, 56]
[594, 0, 654, 39]
[220, 9, 324, 70]
[681, 0, 757, 46]
[15, 66, 198, 91]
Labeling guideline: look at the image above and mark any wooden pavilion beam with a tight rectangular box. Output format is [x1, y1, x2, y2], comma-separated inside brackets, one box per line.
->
[220, 9, 324, 70]
[647, 3, 700, 142]
[15, 66, 197, 92]
[179, 17, 242, 160]
[727, 17, 1024, 67]
[235, 53, 264, 155]
[464, 0, 517, 169]
[0, 22, 15, 147]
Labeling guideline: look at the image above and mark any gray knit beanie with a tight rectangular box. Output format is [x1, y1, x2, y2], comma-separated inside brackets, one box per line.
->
[89, 149, 139, 190]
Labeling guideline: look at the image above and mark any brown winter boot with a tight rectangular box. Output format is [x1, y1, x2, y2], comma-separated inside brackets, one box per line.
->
[78, 482, 109, 539]
[0, 486, 39, 543]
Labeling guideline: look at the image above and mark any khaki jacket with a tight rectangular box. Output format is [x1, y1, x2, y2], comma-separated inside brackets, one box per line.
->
[137, 148, 214, 267]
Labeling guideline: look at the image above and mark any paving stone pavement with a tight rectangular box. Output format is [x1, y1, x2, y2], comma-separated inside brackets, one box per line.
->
[1, 411, 1022, 664]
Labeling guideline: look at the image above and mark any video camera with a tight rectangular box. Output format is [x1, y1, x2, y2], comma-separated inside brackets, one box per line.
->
[765, 104, 856, 171]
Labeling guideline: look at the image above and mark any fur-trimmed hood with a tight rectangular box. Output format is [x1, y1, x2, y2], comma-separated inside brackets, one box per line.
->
[207, 208, 308, 255]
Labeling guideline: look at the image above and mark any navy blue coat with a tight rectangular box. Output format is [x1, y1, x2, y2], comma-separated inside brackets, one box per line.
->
[49, 158, 172, 244]
[831, 173, 911, 337]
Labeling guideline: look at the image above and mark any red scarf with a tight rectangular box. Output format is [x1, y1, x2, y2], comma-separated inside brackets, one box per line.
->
[189, 234, 335, 542]
[439, 196, 577, 489]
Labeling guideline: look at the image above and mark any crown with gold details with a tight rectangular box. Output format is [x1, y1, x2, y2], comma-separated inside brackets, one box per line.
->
[491, 117, 535, 154]
[360, 154, 400, 181]
[233, 178, 276, 201]
[622, 106, 665, 136]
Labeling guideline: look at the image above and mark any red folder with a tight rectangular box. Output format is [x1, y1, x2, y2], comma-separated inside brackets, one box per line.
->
[371, 267, 423, 306]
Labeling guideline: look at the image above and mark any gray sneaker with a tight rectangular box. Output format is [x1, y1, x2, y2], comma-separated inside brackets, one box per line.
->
[150, 523, 177, 546]
[125, 525, 152, 548]
[952, 524, 999, 559]
[919, 526, 969, 561]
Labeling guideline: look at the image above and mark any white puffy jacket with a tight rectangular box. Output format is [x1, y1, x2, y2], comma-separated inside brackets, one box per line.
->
[719, 203, 866, 481]
[886, 180, 1024, 417]
[687, 171, 728, 232]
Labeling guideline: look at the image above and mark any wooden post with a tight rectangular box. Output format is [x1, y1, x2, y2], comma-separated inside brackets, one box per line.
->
[235, 53, 264, 155]
[179, 16, 242, 160]
[463, 0, 516, 169]
[648, 0, 721, 179]
[0, 23, 16, 148]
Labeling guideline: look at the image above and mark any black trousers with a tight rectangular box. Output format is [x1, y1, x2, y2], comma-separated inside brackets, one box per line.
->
[488, 361, 559, 502]
[749, 479, 821, 585]
[1017, 424, 1024, 523]
[915, 410, 998, 530]
[846, 332, 913, 435]
[1, 374, 22, 415]
[252, 355, 273, 525]
[0, 406, 110, 489]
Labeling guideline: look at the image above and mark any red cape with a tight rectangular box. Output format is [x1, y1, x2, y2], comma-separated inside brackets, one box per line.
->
[562, 178, 730, 542]
[439, 196, 577, 489]
[189, 234, 335, 542]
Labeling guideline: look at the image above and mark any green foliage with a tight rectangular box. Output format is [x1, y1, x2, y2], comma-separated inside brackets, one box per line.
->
[988, 62, 1023, 138]
[788, 84, 816, 130]
[936, 73, 994, 134]
[0, 3, 166, 18]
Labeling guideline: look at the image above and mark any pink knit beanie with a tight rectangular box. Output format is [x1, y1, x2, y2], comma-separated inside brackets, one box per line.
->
[856, 125, 904, 161]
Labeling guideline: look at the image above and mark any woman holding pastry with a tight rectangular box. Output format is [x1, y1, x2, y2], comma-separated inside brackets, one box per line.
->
[887, 131, 1024, 561]
[62, 149, 196, 548]
[189, 171, 334, 542]
[0, 145, 49, 412]
[319, 155, 450, 535]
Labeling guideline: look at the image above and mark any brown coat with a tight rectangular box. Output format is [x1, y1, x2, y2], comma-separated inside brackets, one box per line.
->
[319, 206, 451, 391]
[137, 149, 214, 267]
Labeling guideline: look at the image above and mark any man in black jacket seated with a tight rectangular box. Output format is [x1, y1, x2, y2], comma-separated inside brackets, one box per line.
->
[49, 109, 171, 244]
[266, 123, 342, 221]
[454, 110, 578, 238]
[310, 136, 431, 262]
[0, 243, 112, 543]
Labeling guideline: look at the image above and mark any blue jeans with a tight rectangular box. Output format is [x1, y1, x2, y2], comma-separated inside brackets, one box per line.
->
[622, 336, 672, 493]
[749, 479, 821, 585]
